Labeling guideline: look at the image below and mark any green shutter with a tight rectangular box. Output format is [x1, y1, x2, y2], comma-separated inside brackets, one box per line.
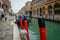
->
[48, 9, 52, 11]
[55, 7, 60, 10]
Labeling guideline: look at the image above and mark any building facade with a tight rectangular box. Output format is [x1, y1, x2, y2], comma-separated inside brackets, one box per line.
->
[0, 0, 3, 8]
[0, 0, 12, 15]
[2, 0, 11, 14]
[0, 0, 4, 19]
[18, 6, 26, 16]
[18, 1, 32, 17]
[31, 0, 60, 21]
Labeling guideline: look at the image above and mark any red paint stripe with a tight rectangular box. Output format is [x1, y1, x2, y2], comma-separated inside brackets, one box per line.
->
[39, 28, 46, 40]
[24, 20, 29, 32]
[19, 18, 24, 30]
[24, 20, 30, 40]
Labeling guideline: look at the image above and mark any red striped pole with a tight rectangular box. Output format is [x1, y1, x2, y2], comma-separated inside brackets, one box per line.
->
[19, 18, 24, 30]
[38, 17, 46, 40]
[24, 19, 30, 40]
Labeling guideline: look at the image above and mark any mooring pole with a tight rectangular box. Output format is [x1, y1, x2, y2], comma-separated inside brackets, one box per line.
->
[38, 17, 46, 40]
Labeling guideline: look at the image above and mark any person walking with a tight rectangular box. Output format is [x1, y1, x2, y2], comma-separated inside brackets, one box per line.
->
[19, 16, 27, 40]
[16, 16, 21, 30]
[0, 13, 5, 20]
[19, 16, 24, 30]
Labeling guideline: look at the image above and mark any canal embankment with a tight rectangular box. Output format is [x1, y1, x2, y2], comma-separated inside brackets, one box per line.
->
[29, 17, 60, 40]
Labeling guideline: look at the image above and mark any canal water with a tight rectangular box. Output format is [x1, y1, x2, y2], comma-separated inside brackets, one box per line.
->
[29, 18, 60, 40]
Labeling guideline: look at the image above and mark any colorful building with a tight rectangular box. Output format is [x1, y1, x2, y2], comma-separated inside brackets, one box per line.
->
[2, 0, 12, 14]
[18, 0, 60, 22]
[0, 0, 3, 8]
[31, 0, 60, 22]
[18, 1, 32, 17]
[0, 0, 12, 15]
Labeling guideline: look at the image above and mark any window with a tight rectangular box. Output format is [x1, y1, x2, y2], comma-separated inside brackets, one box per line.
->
[25, 11, 28, 15]
[48, 5, 52, 15]
[43, 7, 45, 15]
[40, 8, 42, 16]
[0, 2, 1, 8]
[33, 10, 36, 15]
[54, 3, 60, 14]
[29, 11, 32, 17]
[37, 9, 39, 15]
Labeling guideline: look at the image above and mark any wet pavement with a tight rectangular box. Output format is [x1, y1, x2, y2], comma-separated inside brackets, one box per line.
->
[0, 15, 21, 40]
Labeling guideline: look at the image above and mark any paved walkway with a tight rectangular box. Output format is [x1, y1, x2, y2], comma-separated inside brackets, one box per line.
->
[13, 16, 21, 40]
[0, 15, 21, 40]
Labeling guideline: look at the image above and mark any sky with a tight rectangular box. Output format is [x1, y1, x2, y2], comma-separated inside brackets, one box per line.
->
[10, 0, 32, 13]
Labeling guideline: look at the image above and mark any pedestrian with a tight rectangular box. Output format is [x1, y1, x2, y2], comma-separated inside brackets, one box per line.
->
[16, 16, 21, 30]
[1, 14, 4, 19]
[5, 17, 7, 21]
[23, 16, 30, 40]
[0, 13, 4, 20]
[19, 16, 24, 30]
[21, 15, 24, 19]
[20, 16, 28, 40]
[5, 14, 8, 22]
